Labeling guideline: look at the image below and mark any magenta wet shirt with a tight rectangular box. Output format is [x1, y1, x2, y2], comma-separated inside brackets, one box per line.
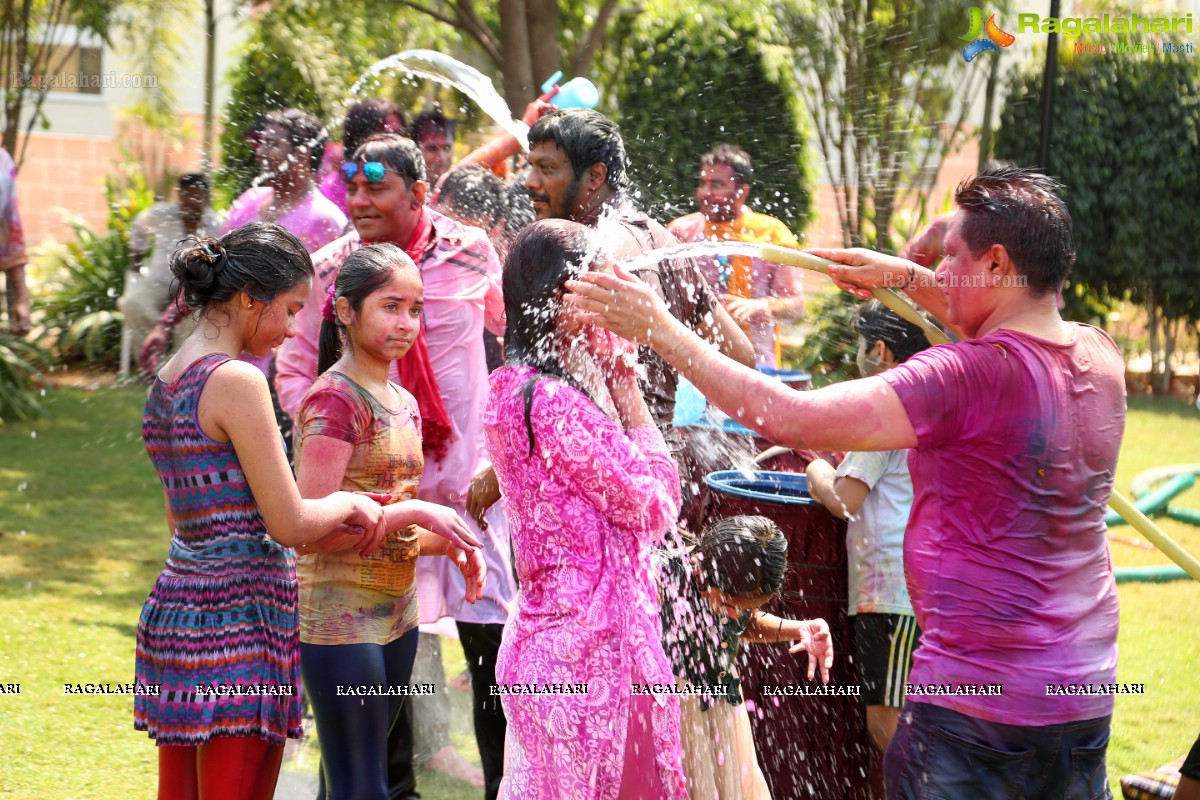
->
[882, 324, 1126, 726]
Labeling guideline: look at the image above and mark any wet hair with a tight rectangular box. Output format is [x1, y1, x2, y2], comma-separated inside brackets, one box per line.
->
[437, 165, 506, 228]
[502, 219, 597, 454]
[260, 108, 327, 172]
[169, 222, 312, 311]
[350, 133, 425, 186]
[954, 162, 1075, 296]
[693, 516, 788, 601]
[700, 144, 753, 187]
[410, 107, 456, 144]
[178, 173, 209, 191]
[503, 180, 536, 242]
[343, 98, 405, 159]
[851, 300, 933, 364]
[317, 243, 421, 375]
[528, 109, 628, 192]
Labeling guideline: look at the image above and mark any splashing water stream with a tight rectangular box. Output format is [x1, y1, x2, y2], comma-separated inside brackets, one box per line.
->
[348, 49, 530, 150]
[615, 241, 950, 347]
[615, 242, 1200, 580]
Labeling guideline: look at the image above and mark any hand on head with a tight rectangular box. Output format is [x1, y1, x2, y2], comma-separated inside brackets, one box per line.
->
[521, 99, 555, 127]
[564, 261, 667, 347]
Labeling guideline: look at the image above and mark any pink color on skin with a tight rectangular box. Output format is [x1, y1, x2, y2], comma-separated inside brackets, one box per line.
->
[318, 170, 349, 217]
[224, 186, 347, 254]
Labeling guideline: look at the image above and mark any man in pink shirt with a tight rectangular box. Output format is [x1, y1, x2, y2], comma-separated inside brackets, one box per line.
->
[274, 133, 513, 800]
[138, 109, 347, 377]
[227, 108, 347, 251]
[569, 164, 1125, 799]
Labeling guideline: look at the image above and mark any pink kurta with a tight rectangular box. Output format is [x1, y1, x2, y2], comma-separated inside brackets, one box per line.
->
[484, 365, 687, 800]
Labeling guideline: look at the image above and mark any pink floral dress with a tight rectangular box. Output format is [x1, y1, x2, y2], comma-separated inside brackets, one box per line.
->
[484, 365, 687, 800]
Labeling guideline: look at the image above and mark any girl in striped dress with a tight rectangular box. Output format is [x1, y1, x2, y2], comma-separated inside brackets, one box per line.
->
[136, 222, 388, 800]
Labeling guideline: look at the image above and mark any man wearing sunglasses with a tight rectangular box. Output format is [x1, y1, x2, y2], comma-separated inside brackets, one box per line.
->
[275, 133, 514, 800]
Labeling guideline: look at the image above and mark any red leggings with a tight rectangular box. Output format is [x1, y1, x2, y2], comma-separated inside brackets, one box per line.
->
[157, 736, 284, 800]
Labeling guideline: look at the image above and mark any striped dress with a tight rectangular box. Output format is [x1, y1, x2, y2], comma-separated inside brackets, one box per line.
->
[135, 352, 303, 746]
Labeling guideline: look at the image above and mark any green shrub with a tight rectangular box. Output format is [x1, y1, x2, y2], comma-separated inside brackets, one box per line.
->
[0, 331, 50, 422]
[36, 171, 154, 368]
[217, 23, 328, 203]
[614, 2, 812, 235]
[787, 291, 860, 386]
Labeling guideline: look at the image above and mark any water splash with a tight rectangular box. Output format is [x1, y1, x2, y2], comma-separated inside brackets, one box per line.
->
[348, 50, 529, 150]
[615, 240, 773, 276]
[613, 240, 949, 347]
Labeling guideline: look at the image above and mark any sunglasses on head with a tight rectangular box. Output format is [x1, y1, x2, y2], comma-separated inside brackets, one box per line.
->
[341, 161, 391, 183]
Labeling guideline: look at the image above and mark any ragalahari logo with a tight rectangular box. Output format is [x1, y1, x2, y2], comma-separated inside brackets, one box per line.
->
[961, 7, 1016, 62]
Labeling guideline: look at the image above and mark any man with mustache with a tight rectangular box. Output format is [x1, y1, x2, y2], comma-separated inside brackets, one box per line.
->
[467, 109, 756, 536]
[668, 144, 805, 368]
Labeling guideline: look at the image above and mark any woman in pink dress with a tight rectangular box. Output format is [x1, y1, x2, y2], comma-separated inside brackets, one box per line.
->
[483, 219, 687, 800]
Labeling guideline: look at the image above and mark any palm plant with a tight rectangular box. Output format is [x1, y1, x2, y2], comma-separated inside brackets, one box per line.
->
[0, 331, 50, 422]
[36, 169, 154, 367]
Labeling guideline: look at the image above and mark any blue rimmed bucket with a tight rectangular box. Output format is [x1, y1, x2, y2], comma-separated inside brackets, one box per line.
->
[704, 469, 871, 799]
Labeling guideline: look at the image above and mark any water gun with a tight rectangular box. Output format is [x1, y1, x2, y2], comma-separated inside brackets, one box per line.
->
[538, 71, 600, 109]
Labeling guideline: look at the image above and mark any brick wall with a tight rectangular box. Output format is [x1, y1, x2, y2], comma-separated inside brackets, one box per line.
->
[13, 113, 206, 246]
[803, 136, 982, 250]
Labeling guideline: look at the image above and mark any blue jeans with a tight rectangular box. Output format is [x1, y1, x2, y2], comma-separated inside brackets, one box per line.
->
[884, 701, 1113, 800]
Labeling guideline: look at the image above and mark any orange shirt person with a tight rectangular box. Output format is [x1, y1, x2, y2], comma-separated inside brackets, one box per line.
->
[668, 144, 804, 367]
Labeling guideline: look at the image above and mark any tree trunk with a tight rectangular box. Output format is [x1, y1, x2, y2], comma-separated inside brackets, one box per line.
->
[526, 0, 560, 91]
[1146, 291, 1167, 394]
[202, 0, 216, 174]
[979, 52, 1000, 172]
[498, 0, 535, 114]
[1156, 317, 1179, 396]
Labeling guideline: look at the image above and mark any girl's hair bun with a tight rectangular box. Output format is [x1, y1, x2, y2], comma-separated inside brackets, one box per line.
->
[170, 236, 228, 308]
[166, 223, 313, 311]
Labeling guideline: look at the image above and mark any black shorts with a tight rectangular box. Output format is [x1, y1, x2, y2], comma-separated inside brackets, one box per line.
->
[852, 613, 920, 707]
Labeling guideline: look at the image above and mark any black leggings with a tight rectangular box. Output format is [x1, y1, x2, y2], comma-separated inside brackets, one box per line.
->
[302, 628, 420, 800]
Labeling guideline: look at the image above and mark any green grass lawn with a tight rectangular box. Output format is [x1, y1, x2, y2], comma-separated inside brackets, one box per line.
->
[0, 382, 1197, 798]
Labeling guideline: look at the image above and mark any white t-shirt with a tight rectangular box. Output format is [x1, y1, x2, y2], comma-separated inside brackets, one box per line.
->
[837, 449, 914, 616]
[130, 203, 223, 292]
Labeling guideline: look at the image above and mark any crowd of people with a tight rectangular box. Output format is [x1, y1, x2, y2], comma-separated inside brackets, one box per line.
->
[1, 90, 1151, 800]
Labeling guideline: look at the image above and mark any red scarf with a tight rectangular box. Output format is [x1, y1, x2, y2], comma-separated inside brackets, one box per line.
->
[393, 210, 454, 462]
